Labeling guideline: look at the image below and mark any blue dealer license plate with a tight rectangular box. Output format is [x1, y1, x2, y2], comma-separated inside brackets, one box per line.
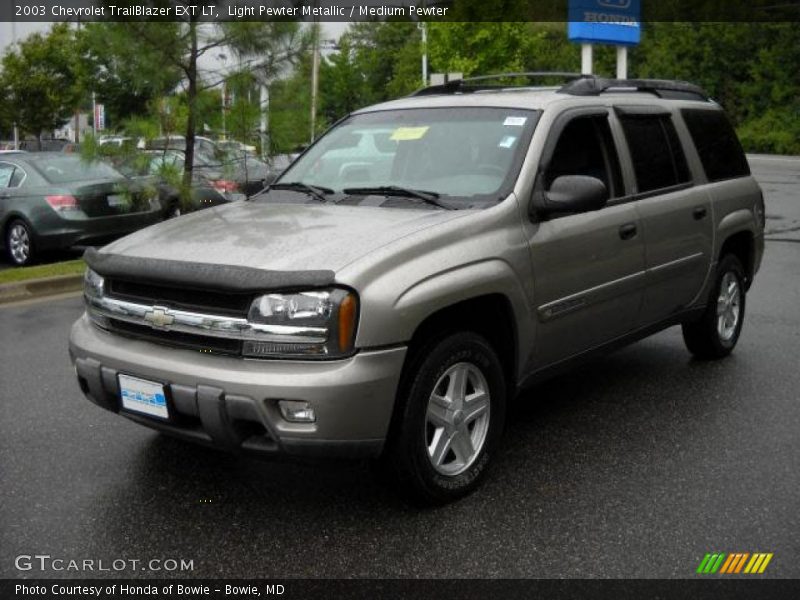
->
[119, 374, 168, 419]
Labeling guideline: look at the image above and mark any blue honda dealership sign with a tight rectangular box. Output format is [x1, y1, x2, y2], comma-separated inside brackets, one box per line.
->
[568, 0, 642, 46]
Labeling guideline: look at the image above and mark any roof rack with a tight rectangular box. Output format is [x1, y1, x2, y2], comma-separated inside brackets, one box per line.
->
[410, 72, 584, 97]
[558, 77, 710, 101]
[410, 72, 710, 102]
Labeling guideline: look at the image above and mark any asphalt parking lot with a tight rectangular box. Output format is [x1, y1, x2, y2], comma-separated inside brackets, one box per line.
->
[0, 157, 798, 579]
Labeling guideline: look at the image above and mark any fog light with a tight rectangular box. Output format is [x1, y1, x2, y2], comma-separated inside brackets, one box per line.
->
[278, 400, 316, 423]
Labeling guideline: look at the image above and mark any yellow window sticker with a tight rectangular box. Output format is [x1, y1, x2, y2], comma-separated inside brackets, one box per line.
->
[391, 126, 430, 141]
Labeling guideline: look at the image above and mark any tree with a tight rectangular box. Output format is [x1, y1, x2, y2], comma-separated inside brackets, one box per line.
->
[87, 3, 305, 185]
[76, 22, 183, 127]
[316, 20, 421, 129]
[0, 24, 82, 147]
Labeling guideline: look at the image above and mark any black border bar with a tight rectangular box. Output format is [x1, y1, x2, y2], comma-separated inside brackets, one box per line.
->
[2, 0, 799, 23]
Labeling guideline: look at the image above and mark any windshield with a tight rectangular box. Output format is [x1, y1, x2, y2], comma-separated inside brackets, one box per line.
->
[273, 107, 539, 207]
[34, 156, 122, 184]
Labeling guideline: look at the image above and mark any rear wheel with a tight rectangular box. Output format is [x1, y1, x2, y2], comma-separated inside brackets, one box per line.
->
[383, 332, 506, 505]
[682, 254, 746, 359]
[6, 219, 35, 266]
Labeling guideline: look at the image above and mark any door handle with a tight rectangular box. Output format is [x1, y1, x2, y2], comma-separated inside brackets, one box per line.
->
[693, 206, 708, 220]
[619, 223, 638, 240]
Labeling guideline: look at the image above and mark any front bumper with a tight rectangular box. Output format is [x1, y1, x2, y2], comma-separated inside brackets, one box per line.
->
[69, 314, 406, 458]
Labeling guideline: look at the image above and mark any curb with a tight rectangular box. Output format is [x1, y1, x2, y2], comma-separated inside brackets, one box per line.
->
[0, 273, 84, 305]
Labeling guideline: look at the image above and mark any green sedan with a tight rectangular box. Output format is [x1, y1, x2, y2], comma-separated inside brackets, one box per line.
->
[0, 153, 163, 266]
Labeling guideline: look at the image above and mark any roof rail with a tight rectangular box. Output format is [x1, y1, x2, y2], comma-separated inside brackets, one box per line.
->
[559, 77, 710, 101]
[410, 72, 584, 97]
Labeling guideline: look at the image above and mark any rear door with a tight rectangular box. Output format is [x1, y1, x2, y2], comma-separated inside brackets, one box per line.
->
[525, 108, 646, 368]
[0, 160, 27, 222]
[614, 107, 714, 325]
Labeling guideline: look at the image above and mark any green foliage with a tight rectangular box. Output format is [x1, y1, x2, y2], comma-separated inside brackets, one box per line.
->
[0, 24, 83, 144]
[269, 55, 313, 153]
[76, 22, 182, 127]
[316, 21, 794, 156]
[633, 23, 800, 152]
[737, 108, 800, 155]
[317, 21, 422, 125]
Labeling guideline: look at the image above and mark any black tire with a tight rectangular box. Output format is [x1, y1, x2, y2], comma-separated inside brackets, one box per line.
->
[682, 254, 747, 360]
[382, 331, 506, 505]
[5, 218, 36, 266]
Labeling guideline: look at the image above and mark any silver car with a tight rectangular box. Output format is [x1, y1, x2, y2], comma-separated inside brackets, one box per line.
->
[69, 74, 764, 504]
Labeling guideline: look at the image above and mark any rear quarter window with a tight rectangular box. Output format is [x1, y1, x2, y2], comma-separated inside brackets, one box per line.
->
[681, 109, 750, 182]
[619, 114, 691, 194]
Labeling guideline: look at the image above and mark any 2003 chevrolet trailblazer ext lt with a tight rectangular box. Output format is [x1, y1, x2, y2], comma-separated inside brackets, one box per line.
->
[69, 74, 764, 504]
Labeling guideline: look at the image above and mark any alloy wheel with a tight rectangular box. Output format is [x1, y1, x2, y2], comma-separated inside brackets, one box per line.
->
[8, 223, 30, 265]
[716, 271, 741, 343]
[425, 362, 491, 476]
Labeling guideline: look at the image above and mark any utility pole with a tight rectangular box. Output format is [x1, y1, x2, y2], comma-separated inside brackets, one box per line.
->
[11, 15, 18, 149]
[310, 20, 320, 143]
[74, 18, 81, 143]
[420, 22, 428, 86]
[260, 84, 269, 158]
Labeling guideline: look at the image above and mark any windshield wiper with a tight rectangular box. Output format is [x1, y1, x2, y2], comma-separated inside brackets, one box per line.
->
[342, 186, 454, 210]
[269, 181, 333, 203]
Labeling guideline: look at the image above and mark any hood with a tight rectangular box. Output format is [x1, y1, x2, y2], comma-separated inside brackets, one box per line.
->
[101, 201, 467, 273]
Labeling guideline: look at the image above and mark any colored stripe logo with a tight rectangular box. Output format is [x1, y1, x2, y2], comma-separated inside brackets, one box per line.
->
[697, 552, 773, 574]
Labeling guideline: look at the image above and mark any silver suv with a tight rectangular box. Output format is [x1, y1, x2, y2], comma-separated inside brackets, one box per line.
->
[69, 75, 765, 504]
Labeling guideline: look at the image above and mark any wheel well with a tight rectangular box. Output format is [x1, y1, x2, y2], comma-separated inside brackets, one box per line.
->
[406, 294, 518, 394]
[719, 231, 755, 287]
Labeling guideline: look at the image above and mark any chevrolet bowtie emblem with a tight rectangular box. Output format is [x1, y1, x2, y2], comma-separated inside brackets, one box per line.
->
[143, 307, 175, 328]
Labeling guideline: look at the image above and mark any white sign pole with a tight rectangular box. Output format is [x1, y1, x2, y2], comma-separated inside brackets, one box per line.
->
[616, 46, 628, 80]
[581, 43, 593, 75]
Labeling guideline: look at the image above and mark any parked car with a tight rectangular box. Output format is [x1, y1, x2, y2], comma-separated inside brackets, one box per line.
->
[263, 153, 299, 185]
[70, 74, 764, 504]
[98, 136, 145, 151]
[0, 153, 162, 266]
[148, 136, 270, 196]
[116, 150, 245, 217]
[217, 140, 257, 159]
[16, 139, 70, 152]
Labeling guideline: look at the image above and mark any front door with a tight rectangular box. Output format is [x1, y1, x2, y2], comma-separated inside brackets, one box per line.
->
[525, 110, 646, 369]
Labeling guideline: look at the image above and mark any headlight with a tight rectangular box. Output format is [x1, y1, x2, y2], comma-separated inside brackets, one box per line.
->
[84, 268, 109, 328]
[244, 288, 358, 358]
[84, 268, 105, 300]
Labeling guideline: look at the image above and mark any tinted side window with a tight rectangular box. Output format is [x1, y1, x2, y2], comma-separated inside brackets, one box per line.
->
[620, 115, 691, 193]
[545, 115, 624, 199]
[681, 109, 750, 181]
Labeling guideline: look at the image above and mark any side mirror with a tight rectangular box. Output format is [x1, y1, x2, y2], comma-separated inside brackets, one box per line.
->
[534, 175, 608, 216]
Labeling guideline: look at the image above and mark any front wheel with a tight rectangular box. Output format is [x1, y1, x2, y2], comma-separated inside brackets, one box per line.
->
[682, 254, 747, 359]
[383, 332, 506, 505]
